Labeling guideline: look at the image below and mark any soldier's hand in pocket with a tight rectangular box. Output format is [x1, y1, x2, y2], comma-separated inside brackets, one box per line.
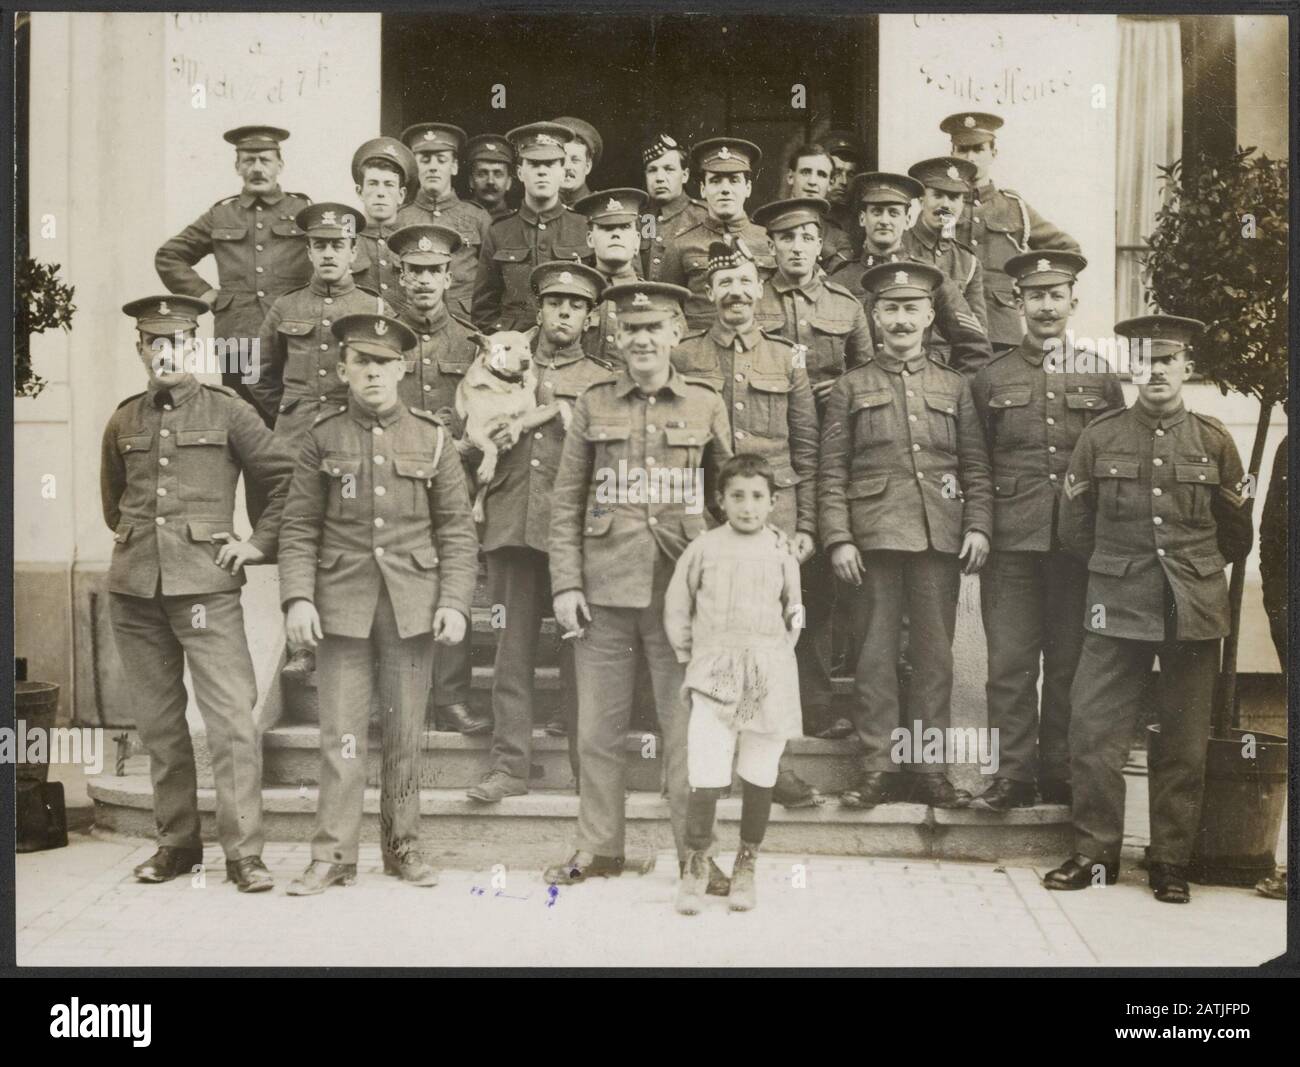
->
[830, 543, 864, 587]
[553, 590, 591, 639]
[215, 537, 265, 574]
[432, 607, 468, 646]
[959, 530, 990, 574]
[285, 599, 323, 649]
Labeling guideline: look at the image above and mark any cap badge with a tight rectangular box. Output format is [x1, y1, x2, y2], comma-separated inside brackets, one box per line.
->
[321, 210, 338, 226]
[374, 319, 388, 336]
[946, 166, 959, 180]
[718, 146, 731, 159]
[632, 292, 652, 307]
[384, 145, 398, 157]
[418, 236, 434, 252]
[535, 133, 561, 147]
[559, 271, 573, 284]
[963, 115, 976, 128]
[606, 197, 623, 212]
[893, 271, 909, 285]
[486, 143, 496, 151]
[158, 301, 171, 316]
[663, 134, 677, 146]
[422, 130, 436, 141]
[1036, 258, 1052, 273]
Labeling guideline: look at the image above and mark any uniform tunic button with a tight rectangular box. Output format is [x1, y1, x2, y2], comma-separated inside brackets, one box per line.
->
[902, 369, 910, 377]
[646, 424, 656, 433]
[322, 319, 331, 326]
[379, 260, 387, 267]
[163, 404, 172, 411]
[374, 547, 385, 557]
[1153, 516, 1163, 525]
[381, 284, 389, 290]
[735, 431, 746, 440]
[735, 402, 744, 411]
[912, 444, 920, 452]
[1049, 473, 1057, 481]
[423, 336, 431, 342]
[646, 457, 656, 465]
[653, 258, 661, 265]
[256, 244, 263, 252]
[424, 385, 432, 391]
[598, 432, 607, 439]
[160, 429, 170, 437]
[1046, 417, 1055, 425]
[374, 455, 385, 464]
[1200, 456, 1208, 462]
[534, 432, 543, 440]
[538, 222, 546, 230]
[155, 516, 165, 525]
[320, 395, 328, 402]
[374, 518, 385, 528]
[1109, 467, 1118, 474]
[374, 486, 386, 496]
[735, 373, 744, 382]
[647, 396, 656, 405]
[648, 516, 658, 526]
[321, 344, 330, 352]
[1155, 429, 1165, 437]
[324, 298, 333, 305]
[156, 488, 166, 496]
[799, 320, 809, 327]
[607, 335, 615, 343]
[1153, 488, 1163, 496]
[319, 369, 327, 376]
[256, 266, 264, 273]
[908, 414, 917, 422]
[530, 459, 540, 468]
[373, 426, 383, 435]
[423, 358, 431, 365]
[416, 469, 426, 477]
[1046, 391, 1056, 399]
[1048, 446, 1057, 454]
[1157, 548, 1167, 557]
[1199, 474, 1207, 481]
[257, 291, 265, 297]
[332, 467, 341, 474]
[159, 457, 169, 466]
[1153, 458, 1164, 467]
[916, 471, 924, 480]
[907, 390, 915, 397]
[255, 206, 263, 212]
[256, 223, 264, 230]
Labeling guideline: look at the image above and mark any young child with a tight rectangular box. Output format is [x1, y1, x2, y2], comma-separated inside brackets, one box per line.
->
[664, 453, 804, 914]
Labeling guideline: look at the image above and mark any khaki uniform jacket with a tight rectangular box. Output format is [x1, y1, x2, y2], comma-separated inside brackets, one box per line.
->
[101, 375, 293, 597]
[395, 191, 492, 318]
[277, 397, 479, 639]
[971, 338, 1126, 552]
[819, 216, 855, 276]
[155, 188, 312, 343]
[581, 261, 641, 371]
[819, 350, 993, 555]
[956, 182, 1080, 347]
[481, 338, 615, 554]
[471, 203, 589, 331]
[548, 368, 733, 608]
[352, 221, 406, 313]
[1059, 402, 1253, 641]
[643, 194, 709, 281]
[672, 322, 820, 538]
[829, 247, 992, 378]
[903, 219, 988, 334]
[249, 276, 389, 438]
[753, 274, 872, 393]
[657, 213, 776, 331]
[395, 303, 478, 431]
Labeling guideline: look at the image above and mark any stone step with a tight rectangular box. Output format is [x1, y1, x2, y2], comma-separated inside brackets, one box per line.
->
[87, 773, 1072, 867]
[262, 725, 867, 792]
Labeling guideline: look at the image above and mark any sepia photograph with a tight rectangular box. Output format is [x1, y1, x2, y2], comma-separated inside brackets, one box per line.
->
[6, 3, 1294, 985]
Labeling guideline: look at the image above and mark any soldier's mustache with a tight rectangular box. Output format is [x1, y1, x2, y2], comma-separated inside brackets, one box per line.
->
[887, 323, 917, 333]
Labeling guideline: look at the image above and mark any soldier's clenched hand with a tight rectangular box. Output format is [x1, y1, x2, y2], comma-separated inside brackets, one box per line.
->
[285, 599, 323, 648]
[959, 530, 990, 574]
[432, 607, 468, 646]
[831, 543, 864, 586]
[791, 532, 816, 564]
[553, 590, 591, 638]
[214, 538, 265, 573]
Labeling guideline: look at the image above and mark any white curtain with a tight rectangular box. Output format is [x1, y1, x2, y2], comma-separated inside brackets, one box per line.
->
[1116, 18, 1183, 321]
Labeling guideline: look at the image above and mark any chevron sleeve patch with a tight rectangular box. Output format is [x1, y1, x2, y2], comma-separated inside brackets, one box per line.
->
[1064, 474, 1090, 500]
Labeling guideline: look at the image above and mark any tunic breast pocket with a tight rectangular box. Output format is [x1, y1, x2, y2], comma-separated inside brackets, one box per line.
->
[988, 385, 1032, 443]
[1093, 457, 1140, 519]
[175, 430, 229, 500]
[393, 455, 438, 515]
[924, 393, 960, 453]
[1175, 461, 1220, 522]
[493, 247, 532, 300]
[809, 317, 853, 378]
[276, 320, 317, 377]
[320, 455, 362, 517]
[117, 432, 154, 466]
[1064, 388, 1106, 430]
[850, 389, 894, 441]
[664, 425, 710, 474]
[747, 374, 791, 437]
[681, 252, 709, 284]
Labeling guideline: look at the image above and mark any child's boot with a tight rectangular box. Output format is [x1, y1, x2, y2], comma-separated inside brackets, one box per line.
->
[729, 841, 760, 911]
[675, 849, 709, 915]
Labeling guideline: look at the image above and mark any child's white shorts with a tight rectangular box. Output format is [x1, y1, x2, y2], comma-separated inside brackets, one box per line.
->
[687, 694, 786, 789]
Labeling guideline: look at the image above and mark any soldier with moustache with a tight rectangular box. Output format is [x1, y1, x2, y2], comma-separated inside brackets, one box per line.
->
[395, 123, 492, 320]
[555, 116, 601, 208]
[350, 137, 418, 311]
[905, 157, 988, 337]
[572, 188, 647, 370]
[465, 134, 517, 222]
[829, 172, 992, 377]
[941, 112, 1080, 355]
[1045, 316, 1252, 904]
[822, 130, 865, 238]
[641, 132, 708, 284]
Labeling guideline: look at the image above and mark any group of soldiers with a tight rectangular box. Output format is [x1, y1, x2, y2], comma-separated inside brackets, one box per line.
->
[102, 109, 1255, 906]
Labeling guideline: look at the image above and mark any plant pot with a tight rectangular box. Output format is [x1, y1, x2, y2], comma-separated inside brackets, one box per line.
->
[1187, 728, 1287, 886]
[15, 680, 60, 784]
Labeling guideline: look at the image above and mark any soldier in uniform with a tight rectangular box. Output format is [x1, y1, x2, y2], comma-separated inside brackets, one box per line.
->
[465, 134, 516, 221]
[554, 116, 601, 208]
[1046, 316, 1253, 904]
[279, 313, 479, 895]
[103, 295, 292, 892]
[658, 138, 775, 332]
[822, 130, 865, 237]
[905, 157, 988, 335]
[155, 125, 312, 418]
[641, 132, 707, 283]
[573, 188, 647, 370]
[781, 144, 854, 274]
[395, 123, 492, 320]
[941, 111, 1081, 354]
[467, 263, 613, 802]
[751, 196, 872, 741]
[543, 281, 734, 891]
[820, 262, 993, 809]
[970, 252, 1125, 810]
[350, 136, 417, 311]
[388, 223, 486, 736]
[830, 171, 992, 377]
[250, 202, 389, 680]
[672, 238, 821, 805]
[472, 122, 589, 332]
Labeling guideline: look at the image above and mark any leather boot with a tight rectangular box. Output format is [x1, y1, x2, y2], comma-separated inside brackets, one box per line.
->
[729, 841, 760, 912]
[675, 850, 709, 915]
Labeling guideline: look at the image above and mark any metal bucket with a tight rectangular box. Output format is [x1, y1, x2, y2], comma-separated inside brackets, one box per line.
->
[15, 681, 60, 785]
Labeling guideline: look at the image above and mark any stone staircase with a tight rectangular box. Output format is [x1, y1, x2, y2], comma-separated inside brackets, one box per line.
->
[87, 566, 1073, 867]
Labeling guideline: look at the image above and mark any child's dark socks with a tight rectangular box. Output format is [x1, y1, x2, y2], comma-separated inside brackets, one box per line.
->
[740, 779, 773, 846]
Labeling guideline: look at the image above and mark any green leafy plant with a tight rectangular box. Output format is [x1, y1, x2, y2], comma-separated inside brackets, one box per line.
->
[1143, 147, 1289, 735]
[16, 258, 77, 398]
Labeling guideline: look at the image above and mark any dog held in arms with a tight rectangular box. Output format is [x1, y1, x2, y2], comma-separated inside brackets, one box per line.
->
[455, 329, 572, 521]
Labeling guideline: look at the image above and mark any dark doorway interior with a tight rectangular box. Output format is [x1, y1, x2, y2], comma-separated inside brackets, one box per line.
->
[382, 13, 876, 206]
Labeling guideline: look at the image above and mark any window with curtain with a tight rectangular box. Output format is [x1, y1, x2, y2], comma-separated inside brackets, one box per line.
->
[1115, 17, 1183, 321]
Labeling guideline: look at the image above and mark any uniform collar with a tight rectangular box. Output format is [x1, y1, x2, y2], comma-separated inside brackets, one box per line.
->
[707, 319, 762, 350]
[363, 219, 399, 239]
[859, 244, 902, 266]
[237, 186, 286, 210]
[519, 199, 568, 225]
[347, 393, 404, 427]
[873, 349, 929, 376]
[414, 188, 461, 213]
[1018, 335, 1050, 366]
[909, 217, 948, 251]
[535, 335, 587, 367]
[772, 272, 823, 300]
[561, 183, 591, 207]
[1133, 400, 1187, 430]
[658, 193, 693, 220]
[974, 180, 997, 201]
[309, 274, 357, 298]
[595, 260, 638, 284]
[704, 213, 752, 235]
[613, 364, 691, 399]
[147, 374, 200, 407]
[400, 302, 449, 332]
